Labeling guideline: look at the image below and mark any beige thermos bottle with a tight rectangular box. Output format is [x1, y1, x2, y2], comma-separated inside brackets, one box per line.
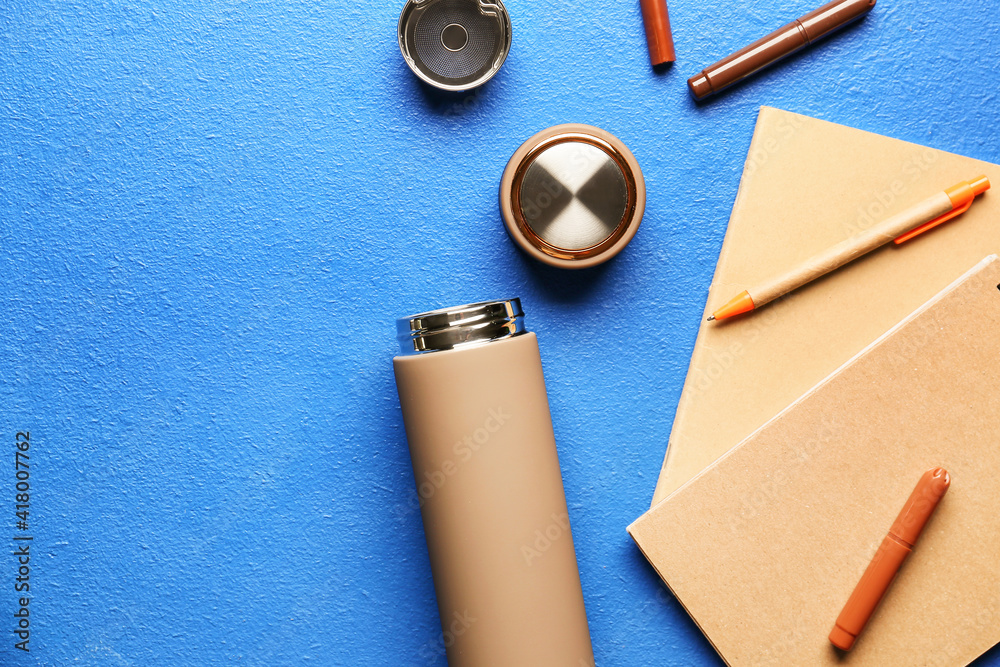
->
[393, 299, 594, 667]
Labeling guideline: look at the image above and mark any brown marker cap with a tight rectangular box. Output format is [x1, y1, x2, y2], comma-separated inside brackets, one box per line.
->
[640, 0, 676, 66]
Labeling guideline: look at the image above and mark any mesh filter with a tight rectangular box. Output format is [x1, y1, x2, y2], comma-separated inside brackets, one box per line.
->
[414, 1, 497, 80]
[399, 0, 511, 90]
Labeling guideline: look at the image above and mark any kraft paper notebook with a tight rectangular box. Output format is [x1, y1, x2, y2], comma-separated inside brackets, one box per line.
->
[630, 256, 1000, 667]
[651, 107, 1000, 506]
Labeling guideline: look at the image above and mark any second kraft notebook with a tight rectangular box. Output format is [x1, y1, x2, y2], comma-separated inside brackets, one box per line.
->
[630, 256, 1000, 666]
[651, 107, 1000, 505]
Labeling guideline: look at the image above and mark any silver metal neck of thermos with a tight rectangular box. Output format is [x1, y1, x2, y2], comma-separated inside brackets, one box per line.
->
[396, 299, 526, 356]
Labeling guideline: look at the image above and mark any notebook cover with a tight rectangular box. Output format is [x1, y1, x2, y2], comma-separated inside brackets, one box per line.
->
[630, 256, 1000, 666]
[651, 107, 1000, 505]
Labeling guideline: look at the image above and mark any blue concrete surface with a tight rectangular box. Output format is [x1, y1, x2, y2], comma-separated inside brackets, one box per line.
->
[2, 0, 999, 664]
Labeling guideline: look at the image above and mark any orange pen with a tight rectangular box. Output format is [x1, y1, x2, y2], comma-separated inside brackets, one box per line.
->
[829, 467, 950, 651]
[708, 176, 991, 321]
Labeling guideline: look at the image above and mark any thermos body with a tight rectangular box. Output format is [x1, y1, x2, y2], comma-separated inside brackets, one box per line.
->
[393, 300, 593, 666]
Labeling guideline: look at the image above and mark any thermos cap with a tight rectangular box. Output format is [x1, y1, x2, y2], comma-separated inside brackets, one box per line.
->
[396, 298, 525, 356]
[398, 0, 512, 91]
[500, 124, 645, 269]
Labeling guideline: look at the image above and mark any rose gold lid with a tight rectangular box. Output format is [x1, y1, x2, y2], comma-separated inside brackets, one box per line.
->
[499, 124, 646, 269]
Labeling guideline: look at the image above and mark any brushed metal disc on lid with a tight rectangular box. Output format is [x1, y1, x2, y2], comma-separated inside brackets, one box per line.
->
[398, 0, 512, 91]
[519, 142, 629, 251]
[500, 124, 646, 269]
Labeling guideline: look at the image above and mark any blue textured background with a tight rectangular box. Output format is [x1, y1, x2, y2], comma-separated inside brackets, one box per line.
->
[2, 0, 999, 664]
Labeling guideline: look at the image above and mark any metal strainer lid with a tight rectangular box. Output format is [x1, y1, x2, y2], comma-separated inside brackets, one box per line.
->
[499, 124, 646, 269]
[398, 0, 512, 91]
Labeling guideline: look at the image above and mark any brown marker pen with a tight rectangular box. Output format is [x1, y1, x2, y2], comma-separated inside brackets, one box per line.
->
[688, 0, 875, 101]
[830, 468, 950, 651]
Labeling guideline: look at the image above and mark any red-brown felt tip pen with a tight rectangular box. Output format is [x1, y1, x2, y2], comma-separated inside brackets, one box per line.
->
[829, 467, 950, 651]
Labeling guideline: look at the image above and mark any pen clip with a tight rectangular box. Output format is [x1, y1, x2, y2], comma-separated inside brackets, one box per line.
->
[893, 198, 974, 245]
